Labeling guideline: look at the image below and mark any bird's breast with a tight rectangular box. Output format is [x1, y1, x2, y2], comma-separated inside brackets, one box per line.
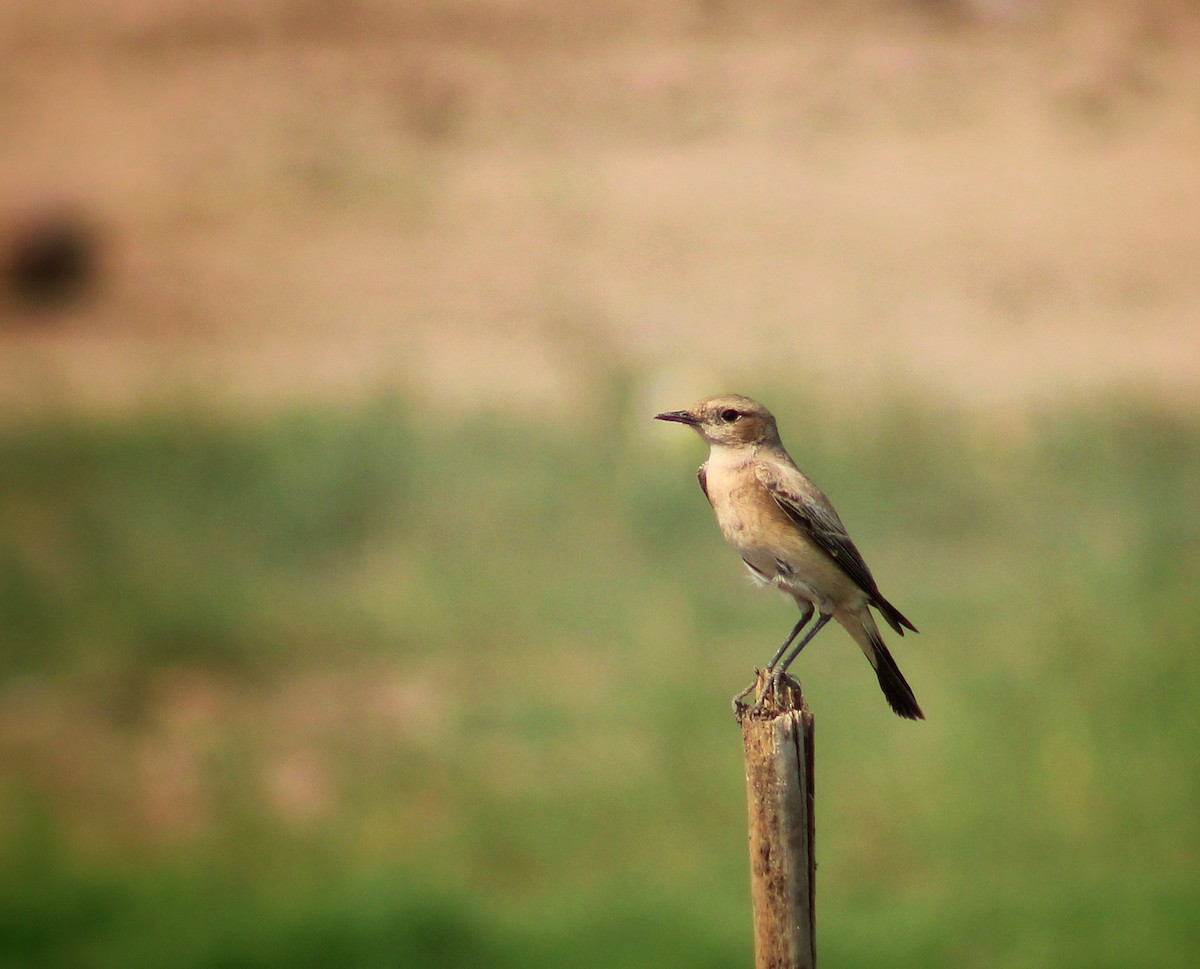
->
[704, 458, 781, 553]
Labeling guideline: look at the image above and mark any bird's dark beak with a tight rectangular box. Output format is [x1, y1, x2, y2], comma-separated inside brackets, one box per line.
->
[654, 409, 700, 426]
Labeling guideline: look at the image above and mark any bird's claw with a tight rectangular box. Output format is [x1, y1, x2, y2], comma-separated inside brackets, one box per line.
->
[733, 668, 799, 718]
[731, 671, 762, 713]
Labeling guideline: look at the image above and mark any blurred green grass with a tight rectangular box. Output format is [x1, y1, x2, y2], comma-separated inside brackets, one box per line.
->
[0, 390, 1198, 967]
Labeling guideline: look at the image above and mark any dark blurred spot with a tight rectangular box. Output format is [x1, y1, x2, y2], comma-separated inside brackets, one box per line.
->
[2, 212, 101, 312]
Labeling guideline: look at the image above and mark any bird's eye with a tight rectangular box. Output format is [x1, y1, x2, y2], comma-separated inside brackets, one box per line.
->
[721, 409, 740, 423]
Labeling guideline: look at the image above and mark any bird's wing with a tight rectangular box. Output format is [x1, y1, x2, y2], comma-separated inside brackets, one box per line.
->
[697, 463, 712, 506]
[754, 461, 882, 598]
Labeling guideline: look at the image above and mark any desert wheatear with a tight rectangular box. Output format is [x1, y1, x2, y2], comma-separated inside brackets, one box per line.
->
[656, 394, 923, 719]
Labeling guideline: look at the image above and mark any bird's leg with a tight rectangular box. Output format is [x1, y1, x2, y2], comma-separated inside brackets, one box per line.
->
[764, 612, 832, 701]
[733, 606, 813, 711]
[766, 605, 814, 671]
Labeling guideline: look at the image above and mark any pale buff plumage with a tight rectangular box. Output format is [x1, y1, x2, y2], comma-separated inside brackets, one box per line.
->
[655, 394, 923, 720]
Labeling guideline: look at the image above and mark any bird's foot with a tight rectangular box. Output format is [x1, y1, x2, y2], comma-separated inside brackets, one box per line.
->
[734, 668, 801, 718]
[754, 669, 786, 714]
[731, 671, 762, 713]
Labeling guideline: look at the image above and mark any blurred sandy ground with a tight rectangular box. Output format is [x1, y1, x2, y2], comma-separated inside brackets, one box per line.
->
[1, 0, 1199, 418]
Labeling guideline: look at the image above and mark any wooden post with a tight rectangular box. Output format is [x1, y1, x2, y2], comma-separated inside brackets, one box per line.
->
[738, 672, 816, 969]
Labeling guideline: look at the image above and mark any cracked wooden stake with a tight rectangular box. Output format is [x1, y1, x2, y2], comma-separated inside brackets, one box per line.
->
[738, 671, 816, 969]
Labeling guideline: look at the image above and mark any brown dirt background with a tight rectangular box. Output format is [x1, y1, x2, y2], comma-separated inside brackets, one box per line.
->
[3, 0, 1199, 418]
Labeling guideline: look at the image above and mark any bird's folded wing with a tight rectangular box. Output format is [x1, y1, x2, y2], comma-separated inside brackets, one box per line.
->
[754, 462, 882, 598]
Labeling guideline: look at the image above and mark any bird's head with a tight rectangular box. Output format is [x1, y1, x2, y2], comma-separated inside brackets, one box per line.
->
[654, 394, 781, 449]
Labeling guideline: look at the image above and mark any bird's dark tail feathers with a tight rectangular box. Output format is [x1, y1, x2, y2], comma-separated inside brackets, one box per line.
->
[875, 595, 919, 637]
[865, 622, 924, 720]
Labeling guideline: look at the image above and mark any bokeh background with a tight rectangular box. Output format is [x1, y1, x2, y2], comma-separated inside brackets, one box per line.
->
[2, 1, 1199, 966]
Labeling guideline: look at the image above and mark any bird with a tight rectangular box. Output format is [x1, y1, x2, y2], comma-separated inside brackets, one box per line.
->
[655, 394, 923, 720]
